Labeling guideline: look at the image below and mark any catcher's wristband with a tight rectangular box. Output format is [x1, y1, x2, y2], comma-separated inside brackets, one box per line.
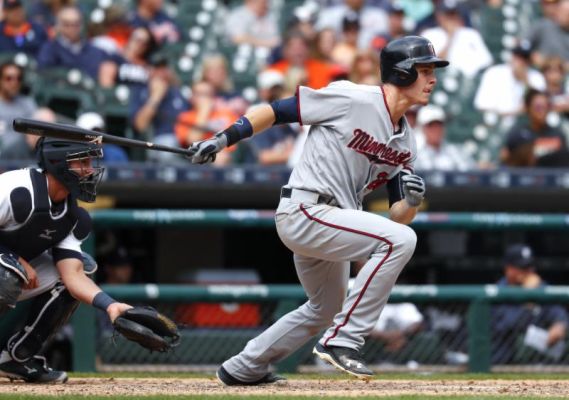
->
[92, 291, 117, 311]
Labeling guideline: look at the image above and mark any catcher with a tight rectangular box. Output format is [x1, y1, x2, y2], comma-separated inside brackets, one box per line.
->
[0, 136, 179, 383]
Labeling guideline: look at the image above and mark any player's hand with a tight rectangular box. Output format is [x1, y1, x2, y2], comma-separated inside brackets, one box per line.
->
[187, 132, 228, 164]
[18, 257, 38, 290]
[401, 172, 425, 207]
[107, 302, 133, 323]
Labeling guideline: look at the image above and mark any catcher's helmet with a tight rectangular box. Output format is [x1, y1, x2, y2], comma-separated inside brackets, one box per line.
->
[380, 36, 449, 87]
[36, 137, 104, 202]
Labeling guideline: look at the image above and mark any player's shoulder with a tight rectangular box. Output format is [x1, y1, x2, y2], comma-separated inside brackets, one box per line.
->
[0, 168, 33, 190]
[325, 80, 383, 100]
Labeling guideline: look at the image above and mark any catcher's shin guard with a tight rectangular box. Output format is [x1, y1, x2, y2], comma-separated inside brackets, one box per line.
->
[7, 283, 79, 362]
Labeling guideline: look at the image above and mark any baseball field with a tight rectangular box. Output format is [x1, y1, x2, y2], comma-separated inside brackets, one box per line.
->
[0, 373, 568, 399]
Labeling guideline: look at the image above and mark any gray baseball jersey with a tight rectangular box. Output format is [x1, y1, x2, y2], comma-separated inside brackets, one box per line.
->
[222, 81, 419, 382]
[289, 80, 416, 209]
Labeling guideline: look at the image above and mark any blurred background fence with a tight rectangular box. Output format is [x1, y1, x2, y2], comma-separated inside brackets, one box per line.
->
[61, 210, 569, 374]
[72, 283, 569, 374]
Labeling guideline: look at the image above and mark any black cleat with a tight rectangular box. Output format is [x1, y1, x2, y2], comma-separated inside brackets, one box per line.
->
[0, 355, 68, 384]
[216, 365, 286, 386]
[313, 342, 373, 380]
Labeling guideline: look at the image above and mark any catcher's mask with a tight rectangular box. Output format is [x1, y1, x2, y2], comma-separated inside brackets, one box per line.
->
[36, 137, 104, 202]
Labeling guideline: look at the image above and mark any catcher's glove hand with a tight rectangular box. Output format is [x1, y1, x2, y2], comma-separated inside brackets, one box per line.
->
[113, 306, 180, 352]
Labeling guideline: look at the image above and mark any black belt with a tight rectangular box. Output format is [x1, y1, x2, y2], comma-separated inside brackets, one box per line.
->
[280, 187, 335, 205]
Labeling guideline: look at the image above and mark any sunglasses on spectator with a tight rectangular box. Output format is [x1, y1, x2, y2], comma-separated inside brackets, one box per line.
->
[2, 74, 22, 82]
[61, 20, 81, 27]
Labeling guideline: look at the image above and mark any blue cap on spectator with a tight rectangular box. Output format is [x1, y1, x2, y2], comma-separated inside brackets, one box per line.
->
[437, 0, 460, 12]
[511, 40, 532, 60]
[504, 244, 535, 268]
[387, 2, 405, 14]
[505, 128, 535, 151]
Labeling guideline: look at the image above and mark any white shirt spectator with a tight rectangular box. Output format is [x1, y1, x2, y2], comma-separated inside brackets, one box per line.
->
[474, 64, 546, 116]
[421, 26, 492, 78]
[315, 4, 388, 49]
[414, 142, 475, 171]
[225, 4, 280, 48]
[373, 303, 424, 332]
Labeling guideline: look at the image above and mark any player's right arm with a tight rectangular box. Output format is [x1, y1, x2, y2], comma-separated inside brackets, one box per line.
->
[187, 82, 353, 164]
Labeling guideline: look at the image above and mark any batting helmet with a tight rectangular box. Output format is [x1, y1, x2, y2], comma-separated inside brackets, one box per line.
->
[380, 36, 449, 87]
[36, 137, 104, 202]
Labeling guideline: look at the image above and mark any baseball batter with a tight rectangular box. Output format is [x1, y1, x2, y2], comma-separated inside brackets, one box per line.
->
[188, 36, 449, 384]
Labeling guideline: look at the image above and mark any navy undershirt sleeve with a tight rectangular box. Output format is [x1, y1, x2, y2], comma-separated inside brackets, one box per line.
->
[270, 96, 300, 125]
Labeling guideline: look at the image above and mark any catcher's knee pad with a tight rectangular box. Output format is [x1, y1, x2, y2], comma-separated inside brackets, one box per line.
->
[7, 283, 79, 362]
[0, 253, 28, 314]
[81, 252, 98, 276]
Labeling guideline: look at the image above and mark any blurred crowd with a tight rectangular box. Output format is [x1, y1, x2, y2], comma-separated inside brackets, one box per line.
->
[0, 0, 567, 169]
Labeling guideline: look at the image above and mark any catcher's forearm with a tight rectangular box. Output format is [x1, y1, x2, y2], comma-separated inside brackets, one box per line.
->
[57, 258, 109, 305]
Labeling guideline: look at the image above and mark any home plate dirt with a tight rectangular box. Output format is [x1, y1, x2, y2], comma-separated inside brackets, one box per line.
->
[0, 378, 567, 397]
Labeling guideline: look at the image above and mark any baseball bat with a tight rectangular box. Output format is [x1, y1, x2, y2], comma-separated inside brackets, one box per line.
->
[12, 118, 191, 156]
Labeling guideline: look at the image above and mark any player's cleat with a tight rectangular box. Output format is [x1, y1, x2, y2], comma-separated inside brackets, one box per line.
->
[216, 365, 286, 386]
[313, 342, 373, 380]
[0, 355, 68, 383]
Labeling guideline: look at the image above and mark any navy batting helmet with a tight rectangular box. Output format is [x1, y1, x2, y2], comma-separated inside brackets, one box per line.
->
[380, 36, 449, 87]
[36, 137, 104, 202]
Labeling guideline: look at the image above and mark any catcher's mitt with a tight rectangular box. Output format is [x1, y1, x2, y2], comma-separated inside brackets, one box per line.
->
[113, 306, 180, 352]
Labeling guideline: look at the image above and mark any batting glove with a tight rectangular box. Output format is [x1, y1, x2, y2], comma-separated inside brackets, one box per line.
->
[401, 173, 425, 207]
[187, 132, 228, 164]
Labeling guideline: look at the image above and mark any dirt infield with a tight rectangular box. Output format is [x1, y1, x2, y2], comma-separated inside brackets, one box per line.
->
[0, 377, 568, 397]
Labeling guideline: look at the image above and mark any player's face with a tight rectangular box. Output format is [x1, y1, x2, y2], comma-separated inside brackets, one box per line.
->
[403, 64, 437, 106]
[68, 157, 96, 178]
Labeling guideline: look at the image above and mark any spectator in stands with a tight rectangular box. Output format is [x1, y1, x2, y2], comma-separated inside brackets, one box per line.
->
[88, 5, 132, 56]
[28, 0, 76, 37]
[198, 54, 248, 116]
[102, 26, 157, 88]
[36, 6, 114, 84]
[526, 0, 569, 68]
[76, 112, 129, 164]
[330, 13, 360, 71]
[413, 0, 472, 35]
[0, 61, 36, 149]
[371, 2, 408, 52]
[225, 0, 280, 50]
[0, 107, 54, 161]
[421, 0, 492, 78]
[0, 0, 48, 57]
[512, 89, 569, 167]
[243, 70, 299, 165]
[541, 56, 569, 115]
[491, 243, 568, 364]
[128, 0, 180, 45]
[474, 41, 546, 122]
[414, 105, 476, 171]
[500, 128, 537, 167]
[369, 302, 425, 361]
[312, 28, 337, 64]
[348, 49, 380, 84]
[174, 80, 238, 166]
[269, 31, 335, 89]
[315, 0, 388, 49]
[130, 54, 188, 138]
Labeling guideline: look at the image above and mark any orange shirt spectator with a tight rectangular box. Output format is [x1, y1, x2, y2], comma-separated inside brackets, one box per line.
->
[175, 81, 238, 166]
[269, 31, 335, 89]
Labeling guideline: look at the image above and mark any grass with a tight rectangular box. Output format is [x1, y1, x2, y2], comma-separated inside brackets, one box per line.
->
[0, 396, 568, 400]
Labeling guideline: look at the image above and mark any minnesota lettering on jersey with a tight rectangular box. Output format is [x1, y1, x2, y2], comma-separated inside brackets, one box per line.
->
[347, 128, 411, 166]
